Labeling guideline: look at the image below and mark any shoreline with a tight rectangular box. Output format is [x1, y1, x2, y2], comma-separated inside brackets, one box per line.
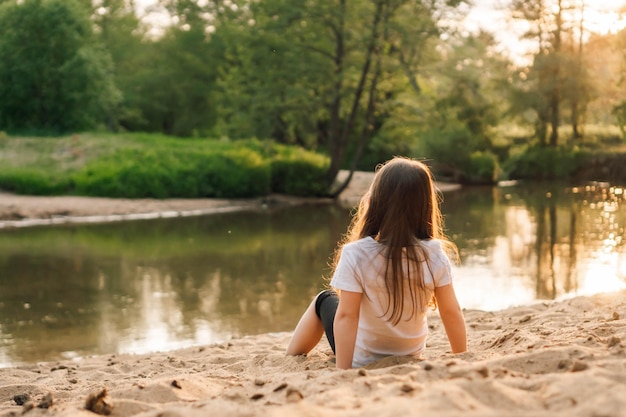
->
[0, 172, 626, 417]
[0, 193, 333, 229]
[0, 290, 624, 416]
[0, 171, 461, 229]
[1, 172, 625, 416]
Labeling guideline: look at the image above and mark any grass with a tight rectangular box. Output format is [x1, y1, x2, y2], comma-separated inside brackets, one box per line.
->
[0, 133, 330, 198]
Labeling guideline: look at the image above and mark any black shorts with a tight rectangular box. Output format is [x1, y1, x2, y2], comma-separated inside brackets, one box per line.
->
[314, 289, 339, 353]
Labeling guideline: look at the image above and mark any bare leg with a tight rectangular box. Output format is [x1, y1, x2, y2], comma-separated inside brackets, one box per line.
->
[286, 297, 324, 355]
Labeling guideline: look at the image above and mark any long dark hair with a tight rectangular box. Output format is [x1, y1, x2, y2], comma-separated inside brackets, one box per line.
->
[333, 157, 456, 325]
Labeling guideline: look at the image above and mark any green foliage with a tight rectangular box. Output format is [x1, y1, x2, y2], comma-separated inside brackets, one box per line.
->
[341, 129, 413, 172]
[1, 0, 622, 189]
[0, 134, 331, 198]
[466, 151, 499, 183]
[503, 146, 588, 180]
[72, 147, 270, 198]
[0, 0, 120, 134]
[118, 26, 218, 136]
[269, 145, 330, 196]
[416, 124, 499, 184]
[212, 0, 332, 144]
[571, 124, 624, 148]
[395, 32, 507, 183]
[419, 117, 472, 167]
[89, 0, 146, 131]
[0, 168, 71, 195]
[508, 0, 598, 147]
[211, 0, 463, 187]
[613, 102, 626, 139]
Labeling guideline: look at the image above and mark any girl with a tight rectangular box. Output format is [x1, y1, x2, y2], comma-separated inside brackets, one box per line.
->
[286, 157, 467, 369]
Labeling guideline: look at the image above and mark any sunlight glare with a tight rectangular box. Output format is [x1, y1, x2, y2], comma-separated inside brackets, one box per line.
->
[572, 180, 626, 298]
[576, 250, 626, 297]
[453, 264, 537, 311]
[115, 268, 229, 356]
[584, 7, 626, 35]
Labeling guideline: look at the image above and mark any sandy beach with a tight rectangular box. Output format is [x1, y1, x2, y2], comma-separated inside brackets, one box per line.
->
[0, 290, 624, 417]
[1, 171, 625, 417]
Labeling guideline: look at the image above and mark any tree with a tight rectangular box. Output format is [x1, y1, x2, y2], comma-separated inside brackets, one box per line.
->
[547, 0, 564, 147]
[568, 0, 584, 138]
[406, 30, 509, 182]
[509, 0, 594, 147]
[107, 0, 220, 136]
[0, 0, 120, 133]
[213, 0, 463, 193]
[210, 0, 329, 145]
[91, 0, 147, 131]
[611, 28, 626, 136]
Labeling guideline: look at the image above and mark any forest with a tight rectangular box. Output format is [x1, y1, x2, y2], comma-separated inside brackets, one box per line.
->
[1, 0, 626, 196]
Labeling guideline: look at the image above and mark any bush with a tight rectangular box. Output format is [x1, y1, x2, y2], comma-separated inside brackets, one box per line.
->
[72, 147, 271, 198]
[0, 0, 119, 134]
[464, 151, 499, 184]
[0, 168, 71, 195]
[269, 144, 329, 196]
[196, 148, 271, 198]
[0, 134, 331, 198]
[503, 146, 587, 180]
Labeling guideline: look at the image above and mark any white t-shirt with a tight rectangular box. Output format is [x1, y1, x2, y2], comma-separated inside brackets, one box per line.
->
[330, 236, 453, 368]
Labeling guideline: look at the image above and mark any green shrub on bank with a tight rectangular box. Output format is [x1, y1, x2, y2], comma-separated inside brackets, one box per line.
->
[464, 151, 499, 184]
[503, 146, 588, 180]
[72, 147, 270, 198]
[270, 145, 329, 196]
[0, 167, 71, 195]
[0, 134, 330, 198]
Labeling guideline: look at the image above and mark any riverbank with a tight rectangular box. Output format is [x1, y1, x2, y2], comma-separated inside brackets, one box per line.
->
[1, 172, 625, 416]
[0, 171, 461, 228]
[0, 289, 624, 417]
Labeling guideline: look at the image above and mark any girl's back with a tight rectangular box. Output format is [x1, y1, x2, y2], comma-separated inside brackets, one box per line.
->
[331, 237, 452, 367]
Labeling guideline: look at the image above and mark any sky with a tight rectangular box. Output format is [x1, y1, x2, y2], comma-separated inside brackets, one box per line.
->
[134, 0, 626, 65]
[463, 0, 626, 64]
[462, 0, 533, 63]
[465, 0, 626, 34]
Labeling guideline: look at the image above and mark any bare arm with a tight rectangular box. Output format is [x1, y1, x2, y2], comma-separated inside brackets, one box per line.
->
[333, 290, 361, 369]
[434, 284, 467, 353]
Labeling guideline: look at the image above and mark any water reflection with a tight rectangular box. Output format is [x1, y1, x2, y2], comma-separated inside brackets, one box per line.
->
[0, 183, 625, 366]
[0, 205, 350, 366]
[447, 183, 626, 310]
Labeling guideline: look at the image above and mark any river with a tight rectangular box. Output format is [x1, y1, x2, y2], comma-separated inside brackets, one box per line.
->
[0, 181, 624, 366]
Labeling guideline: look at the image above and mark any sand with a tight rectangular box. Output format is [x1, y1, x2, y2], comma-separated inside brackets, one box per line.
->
[1, 172, 625, 416]
[0, 170, 460, 227]
[0, 291, 624, 417]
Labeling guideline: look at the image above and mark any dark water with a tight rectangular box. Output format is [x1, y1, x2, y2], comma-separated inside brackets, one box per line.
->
[1, 182, 624, 366]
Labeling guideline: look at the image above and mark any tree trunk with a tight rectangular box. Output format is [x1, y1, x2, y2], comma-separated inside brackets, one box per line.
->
[572, 0, 585, 139]
[549, 0, 563, 148]
[572, 102, 580, 138]
[330, 42, 383, 198]
[325, 0, 384, 191]
[549, 91, 560, 147]
[325, 0, 346, 188]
